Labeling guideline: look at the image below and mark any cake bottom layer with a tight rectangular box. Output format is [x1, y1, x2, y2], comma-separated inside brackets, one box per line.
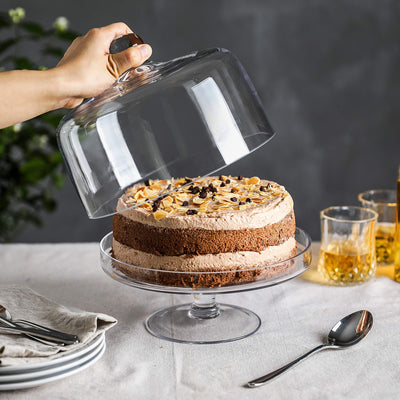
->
[112, 238, 297, 288]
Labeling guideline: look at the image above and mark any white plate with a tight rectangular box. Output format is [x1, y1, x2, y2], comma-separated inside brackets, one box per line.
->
[0, 333, 104, 373]
[0, 335, 105, 382]
[0, 341, 106, 390]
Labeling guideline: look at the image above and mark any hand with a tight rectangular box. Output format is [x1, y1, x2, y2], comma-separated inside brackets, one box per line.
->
[55, 22, 152, 108]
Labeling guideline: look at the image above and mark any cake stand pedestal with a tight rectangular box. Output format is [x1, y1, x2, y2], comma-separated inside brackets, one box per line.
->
[146, 293, 261, 344]
[100, 228, 312, 344]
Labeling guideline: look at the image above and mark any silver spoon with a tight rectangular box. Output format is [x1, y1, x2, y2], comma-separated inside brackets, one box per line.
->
[247, 310, 373, 388]
[0, 305, 79, 345]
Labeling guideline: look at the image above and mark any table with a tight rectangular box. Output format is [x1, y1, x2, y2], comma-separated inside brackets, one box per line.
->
[1, 241, 400, 399]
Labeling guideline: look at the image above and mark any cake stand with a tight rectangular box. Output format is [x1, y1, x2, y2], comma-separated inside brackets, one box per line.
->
[100, 228, 312, 344]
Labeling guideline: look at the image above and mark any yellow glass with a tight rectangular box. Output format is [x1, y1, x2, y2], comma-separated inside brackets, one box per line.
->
[394, 169, 400, 282]
[358, 190, 397, 267]
[318, 206, 378, 286]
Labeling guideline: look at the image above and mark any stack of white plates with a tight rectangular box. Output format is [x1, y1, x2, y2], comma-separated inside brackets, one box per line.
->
[0, 333, 105, 390]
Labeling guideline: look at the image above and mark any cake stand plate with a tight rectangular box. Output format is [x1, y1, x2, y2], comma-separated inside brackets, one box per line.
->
[100, 228, 312, 344]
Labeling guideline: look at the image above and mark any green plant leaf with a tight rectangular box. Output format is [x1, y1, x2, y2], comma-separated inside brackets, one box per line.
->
[38, 112, 64, 128]
[44, 45, 65, 58]
[20, 21, 45, 36]
[14, 57, 35, 70]
[20, 156, 50, 183]
[0, 38, 19, 54]
[49, 152, 63, 166]
[51, 172, 65, 188]
[42, 197, 57, 212]
[0, 13, 12, 29]
[55, 30, 79, 41]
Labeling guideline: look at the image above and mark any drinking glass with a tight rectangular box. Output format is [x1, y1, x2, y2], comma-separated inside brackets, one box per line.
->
[318, 206, 378, 286]
[358, 190, 397, 267]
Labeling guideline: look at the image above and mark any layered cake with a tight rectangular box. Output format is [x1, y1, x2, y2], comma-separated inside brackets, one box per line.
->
[112, 175, 297, 288]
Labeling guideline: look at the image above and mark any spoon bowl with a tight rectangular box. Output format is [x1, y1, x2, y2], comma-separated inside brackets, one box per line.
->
[328, 310, 373, 347]
[247, 310, 373, 388]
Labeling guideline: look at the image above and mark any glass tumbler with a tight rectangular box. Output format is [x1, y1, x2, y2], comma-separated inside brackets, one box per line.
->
[318, 206, 378, 286]
[358, 190, 397, 267]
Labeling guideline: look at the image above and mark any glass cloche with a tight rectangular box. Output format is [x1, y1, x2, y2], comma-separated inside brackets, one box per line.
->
[57, 43, 274, 218]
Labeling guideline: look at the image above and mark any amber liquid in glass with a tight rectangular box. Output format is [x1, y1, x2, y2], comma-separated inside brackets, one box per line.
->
[318, 241, 375, 285]
[375, 222, 396, 266]
[394, 178, 400, 281]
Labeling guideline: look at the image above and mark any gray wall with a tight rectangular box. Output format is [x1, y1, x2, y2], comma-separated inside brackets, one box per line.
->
[4, 0, 399, 242]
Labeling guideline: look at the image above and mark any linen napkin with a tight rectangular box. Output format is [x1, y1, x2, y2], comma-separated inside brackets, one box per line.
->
[0, 285, 117, 366]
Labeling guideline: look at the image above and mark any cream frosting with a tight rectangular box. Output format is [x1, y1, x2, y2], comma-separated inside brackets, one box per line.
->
[112, 237, 297, 272]
[116, 177, 294, 230]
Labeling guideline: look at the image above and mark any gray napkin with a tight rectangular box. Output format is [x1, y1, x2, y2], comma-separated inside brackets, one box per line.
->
[0, 285, 117, 366]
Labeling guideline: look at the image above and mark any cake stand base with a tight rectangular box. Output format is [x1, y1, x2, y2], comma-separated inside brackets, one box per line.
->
[145, 294, 261, 344]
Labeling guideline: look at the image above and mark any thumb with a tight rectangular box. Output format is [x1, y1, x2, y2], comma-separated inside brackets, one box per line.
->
[110, 44, 152, 76]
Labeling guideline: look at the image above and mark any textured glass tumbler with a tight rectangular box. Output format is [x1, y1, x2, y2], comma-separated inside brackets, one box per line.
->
[318, 206, 378, 286]
[358, 190, 397, 267]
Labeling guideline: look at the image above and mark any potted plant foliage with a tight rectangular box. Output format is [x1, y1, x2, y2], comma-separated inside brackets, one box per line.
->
[0, 8, 79, 242]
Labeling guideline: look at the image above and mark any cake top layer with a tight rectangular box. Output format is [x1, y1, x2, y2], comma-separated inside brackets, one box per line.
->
[116, 176, 294, 230]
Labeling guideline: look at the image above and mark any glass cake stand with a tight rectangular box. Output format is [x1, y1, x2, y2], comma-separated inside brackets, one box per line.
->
[100, 228, 312, 344]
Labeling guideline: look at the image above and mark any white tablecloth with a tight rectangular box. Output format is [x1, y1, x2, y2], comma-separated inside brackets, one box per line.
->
[1, 242, 399, 399]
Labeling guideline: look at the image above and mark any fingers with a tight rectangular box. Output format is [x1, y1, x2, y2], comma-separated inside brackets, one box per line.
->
[100, 22, 133, 38]
[109, 44, 152, 76]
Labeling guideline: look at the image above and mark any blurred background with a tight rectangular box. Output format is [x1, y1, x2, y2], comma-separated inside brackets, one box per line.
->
[1, 0, 399, 242]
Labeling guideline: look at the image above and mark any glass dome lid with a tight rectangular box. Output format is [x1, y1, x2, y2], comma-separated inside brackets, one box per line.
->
[57, 46, 275, 219]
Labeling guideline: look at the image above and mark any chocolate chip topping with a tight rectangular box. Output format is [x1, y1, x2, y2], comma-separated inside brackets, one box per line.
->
[237, 175, 243, 180]
[246, 198, 251, 203]
[220, 182, 226, 187]
[199, 188, 208, 199]
[208, 183, 217, 193]
[186, 209, 198, 215]
[182, 201, 189, 207]
[239, 201, 245, 205]
[144, 179, 150, 186]
[231, 197, 238, 202]
[226, 179, 231, 184]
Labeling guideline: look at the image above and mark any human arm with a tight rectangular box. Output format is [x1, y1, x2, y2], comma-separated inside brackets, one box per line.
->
[0, 22, 152, 129]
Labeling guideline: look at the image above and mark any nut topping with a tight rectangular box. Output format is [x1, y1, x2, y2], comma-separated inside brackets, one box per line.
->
[122, 175, 287, 220]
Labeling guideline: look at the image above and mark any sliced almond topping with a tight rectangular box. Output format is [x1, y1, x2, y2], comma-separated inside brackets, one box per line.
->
[192, 196, 205, 205]
[174, 178, 186, 187]
[134, 190, 146, 200]
[142, 187, 157, 198]
[153, 209, 169, 220]
[175, 193, 189, 202]
[140, 203, 152, 210]
[247, 176, 260, 185]
[149, 183, 162, 190]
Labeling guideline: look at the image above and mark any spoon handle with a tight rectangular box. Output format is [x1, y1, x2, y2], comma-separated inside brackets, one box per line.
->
[247, 344, 330, 387]
[0, 323, 78, 345]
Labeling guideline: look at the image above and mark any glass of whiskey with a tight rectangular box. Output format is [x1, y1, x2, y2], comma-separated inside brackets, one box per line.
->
[358, 190, 397, 267]
[318, 206, 378, 285]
